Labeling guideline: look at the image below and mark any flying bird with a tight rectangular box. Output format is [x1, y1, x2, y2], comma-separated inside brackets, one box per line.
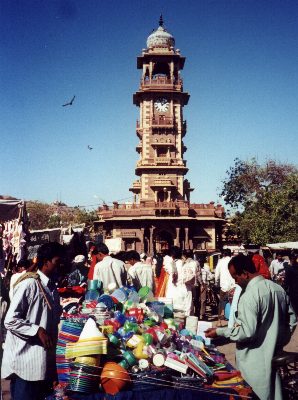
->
[62, 95, 75, 107]
[87, 145, 93, 150]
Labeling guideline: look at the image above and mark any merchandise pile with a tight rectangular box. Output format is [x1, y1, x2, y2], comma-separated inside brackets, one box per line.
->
[53, 280, 251, 398]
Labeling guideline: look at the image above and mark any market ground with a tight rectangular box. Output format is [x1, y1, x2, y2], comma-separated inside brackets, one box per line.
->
[1, 315, 298, 400]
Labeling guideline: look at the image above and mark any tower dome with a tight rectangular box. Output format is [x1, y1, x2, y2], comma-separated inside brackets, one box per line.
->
[146, 15, 175, 49]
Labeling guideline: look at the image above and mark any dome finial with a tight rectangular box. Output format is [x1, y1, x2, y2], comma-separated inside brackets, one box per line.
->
[159, 14, 164, 27]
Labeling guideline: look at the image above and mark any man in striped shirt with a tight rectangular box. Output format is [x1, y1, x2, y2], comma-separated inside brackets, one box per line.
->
[1, 242, 64, 400]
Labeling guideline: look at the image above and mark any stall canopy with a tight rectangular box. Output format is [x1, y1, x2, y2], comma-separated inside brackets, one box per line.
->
[0, 199, 26, 222]
[266, 242, 298, 250]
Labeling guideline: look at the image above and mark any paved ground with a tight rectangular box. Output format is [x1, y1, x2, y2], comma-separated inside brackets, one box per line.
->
[1, 309, 298, 399]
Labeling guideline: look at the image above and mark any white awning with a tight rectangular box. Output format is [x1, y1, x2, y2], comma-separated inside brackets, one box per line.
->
[266, 242, 298, 250]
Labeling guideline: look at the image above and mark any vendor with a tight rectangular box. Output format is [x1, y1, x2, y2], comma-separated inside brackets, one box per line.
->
[205, 254, 297, 400]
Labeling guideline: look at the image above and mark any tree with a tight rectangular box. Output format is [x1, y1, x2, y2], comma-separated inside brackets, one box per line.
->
[27, 201, 98, 230]
[220, 159, 298, 245]
[27, 201, 52, 230]
[220, 158, 297, 209]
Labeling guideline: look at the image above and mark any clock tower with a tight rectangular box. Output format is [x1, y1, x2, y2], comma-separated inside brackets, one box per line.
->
[97, 17, 225, 254]
[130, 16, 193, 207]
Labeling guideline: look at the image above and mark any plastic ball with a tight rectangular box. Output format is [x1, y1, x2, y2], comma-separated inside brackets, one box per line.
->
[101, 362, 131, 395]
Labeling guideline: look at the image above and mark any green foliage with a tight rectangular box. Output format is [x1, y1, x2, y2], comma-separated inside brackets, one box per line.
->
[220, 158, 297, 208]
[27, 201, 52, 230]
[27, 201, 98, 230]
[221, 159, 298, 245]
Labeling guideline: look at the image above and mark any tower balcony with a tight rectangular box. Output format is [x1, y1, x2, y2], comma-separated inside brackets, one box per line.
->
[154, 201, 178, 210]
[150, 178, 175, 187]
[136, 120, 143, 138]
[129, 180, 141, 193]
[152, 139, 175, 147]
[136, 158, 187, 166]
[136, 142, 142, 152]
[135, 158, 188, 171]
[152, 116, 174, 128]
[140, 76, 183, 91]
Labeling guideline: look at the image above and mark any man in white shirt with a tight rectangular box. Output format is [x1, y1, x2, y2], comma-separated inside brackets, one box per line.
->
[269, 253, 285, 280]
[181, 250, 199, 317]
[2, 242, 64, 400]
[126, 250, 155, 292]
[214, 249, 235, 325]
[93, 243, 127, 292]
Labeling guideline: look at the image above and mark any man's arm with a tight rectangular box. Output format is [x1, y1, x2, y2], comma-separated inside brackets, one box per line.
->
[214, 262, 221, 286]
[4, 280, 54, 348]
[269, 261, 275, 279]
[93, 262, 101, 280]
[4, 280, 40, 338]
[206, 299, 258, 342]
[120, 263, 128, 286]
[288, 300, 297, 334]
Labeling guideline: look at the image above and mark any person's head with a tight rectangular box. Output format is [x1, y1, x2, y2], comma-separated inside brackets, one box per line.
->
[16, 259, 30, 273]
[37, 242, 64, 277]
[140, 253, 147, 262]
[126, 250, 140, 266]
[276, 253, 283, 262]
[95, 243, 109, 261]
[182, 249, 193, 260]
[228, 254, 257, 289]
[73, 254, 86, 264]
[223, 249, 232, 257]
[289, 253, 298, 267]
[113, 251, 127, 262]
[170, 246, 182, 260]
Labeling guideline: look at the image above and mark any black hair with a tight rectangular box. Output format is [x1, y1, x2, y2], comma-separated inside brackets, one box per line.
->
[113, 251, 127, 262]
[37, 242, 64, 269]
[16, 259, 31, 271]
[96, 242, 109, 255]
[228, 253, 257, 275]
[170, 246, 182, 259]
[223, 248, 232, 257]
[182, 249, 193, 259]
[126, 250, 140, 262]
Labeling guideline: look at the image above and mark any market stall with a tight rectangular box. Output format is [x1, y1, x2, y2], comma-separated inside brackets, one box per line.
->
[0, 199, 28, 273]
[47, 281, 252, 400]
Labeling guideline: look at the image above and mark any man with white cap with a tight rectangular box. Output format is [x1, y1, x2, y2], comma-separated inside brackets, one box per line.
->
[67, 255, 88, 286]
[140, 253, 147, 263]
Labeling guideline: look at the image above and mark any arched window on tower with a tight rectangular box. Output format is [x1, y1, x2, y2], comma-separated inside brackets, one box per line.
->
[157, 189, 166, 202]
[152, 62, 170, 83]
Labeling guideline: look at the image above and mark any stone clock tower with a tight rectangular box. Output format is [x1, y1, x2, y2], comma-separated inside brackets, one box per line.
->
[130, 16, 193, 207]
[96, 17, 225, 254]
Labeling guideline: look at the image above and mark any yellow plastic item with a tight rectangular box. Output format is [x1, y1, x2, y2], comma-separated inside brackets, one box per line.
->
[75, 355, 100, 366]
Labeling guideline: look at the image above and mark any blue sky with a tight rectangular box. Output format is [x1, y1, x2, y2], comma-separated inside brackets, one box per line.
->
[1, 0, 297, 210]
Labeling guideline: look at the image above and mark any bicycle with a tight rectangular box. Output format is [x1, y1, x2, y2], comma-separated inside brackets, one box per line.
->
[272, 351, 298, 400]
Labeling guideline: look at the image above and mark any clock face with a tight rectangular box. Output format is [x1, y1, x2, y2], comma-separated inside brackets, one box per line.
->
[154, 98, 169, 112]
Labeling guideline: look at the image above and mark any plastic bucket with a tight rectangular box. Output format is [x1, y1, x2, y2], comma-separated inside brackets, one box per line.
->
[148, 301, 165, 317]
[112, 289, 128, 303]
[138, 286, 154, 301]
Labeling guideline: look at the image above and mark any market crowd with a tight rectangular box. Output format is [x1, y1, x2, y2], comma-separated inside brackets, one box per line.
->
[0, 242, 297, 400]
